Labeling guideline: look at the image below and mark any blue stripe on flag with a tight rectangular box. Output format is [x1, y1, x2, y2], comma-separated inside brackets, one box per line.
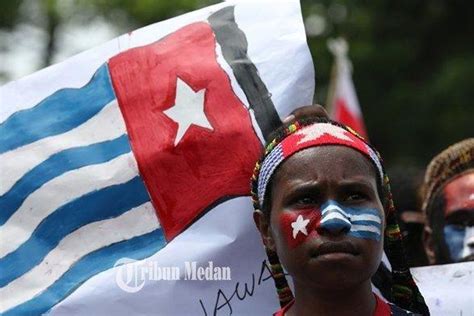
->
[4, 229, 166, 316]
[350, 220, 382, 227]
[349, 231, 381, 241]
[348, 208, 380, 216]
[0, 176, 150, 287]
[0, 64, 115, 154]
[0, 135, 131, 226]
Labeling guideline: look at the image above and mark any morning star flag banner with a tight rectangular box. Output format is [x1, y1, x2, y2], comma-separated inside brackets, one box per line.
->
[327, 38, 368, 139]
[0, 1, 314, 315]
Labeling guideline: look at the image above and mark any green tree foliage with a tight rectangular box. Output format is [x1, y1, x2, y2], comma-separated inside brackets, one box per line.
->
[0, 1, 22, 29]
[302, 0, 474, 167]
[81, 0, 219, 29]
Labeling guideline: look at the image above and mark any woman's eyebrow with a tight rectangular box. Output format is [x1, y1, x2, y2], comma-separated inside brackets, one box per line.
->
[283, 182, 322, 198]
[445, 209, 474, 223]
[338, 179, 376, 192]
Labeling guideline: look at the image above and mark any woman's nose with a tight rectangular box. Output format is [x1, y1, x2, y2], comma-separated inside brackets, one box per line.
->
[318, 210, 351, 235]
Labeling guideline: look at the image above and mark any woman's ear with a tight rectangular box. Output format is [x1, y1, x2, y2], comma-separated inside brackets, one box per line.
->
[253, 210, 276, 251]
[423, 225, 436, 264]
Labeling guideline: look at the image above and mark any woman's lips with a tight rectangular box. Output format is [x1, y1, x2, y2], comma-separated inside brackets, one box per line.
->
[311, 241, 359, 258]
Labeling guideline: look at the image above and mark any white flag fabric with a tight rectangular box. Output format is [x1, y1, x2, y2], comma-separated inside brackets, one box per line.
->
[410, 262, 474, 316]
[0, 1, 314, 315]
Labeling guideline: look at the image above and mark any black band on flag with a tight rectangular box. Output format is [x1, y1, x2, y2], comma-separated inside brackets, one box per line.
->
[209, 6, 282, 141]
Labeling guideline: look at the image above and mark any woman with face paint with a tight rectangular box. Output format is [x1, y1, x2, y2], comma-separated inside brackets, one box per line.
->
[251, 117, 429, 316]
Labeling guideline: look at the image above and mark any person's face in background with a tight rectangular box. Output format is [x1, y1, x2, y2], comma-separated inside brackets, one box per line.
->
[424, 171, 474, 263]
[442, 172, 474, 262]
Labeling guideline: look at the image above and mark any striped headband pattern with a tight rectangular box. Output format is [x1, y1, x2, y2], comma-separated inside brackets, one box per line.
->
[256, 122, 384, 207]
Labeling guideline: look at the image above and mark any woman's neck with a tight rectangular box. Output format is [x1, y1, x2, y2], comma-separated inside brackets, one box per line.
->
[287, 280, 376, 316]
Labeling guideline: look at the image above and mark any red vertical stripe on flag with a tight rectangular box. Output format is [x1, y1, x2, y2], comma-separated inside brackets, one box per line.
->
[328, 38, 368, 140]
[333, 98, 368, 139]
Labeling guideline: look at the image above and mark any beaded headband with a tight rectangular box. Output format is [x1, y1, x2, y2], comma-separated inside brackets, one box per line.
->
[256, 122, 384, 207]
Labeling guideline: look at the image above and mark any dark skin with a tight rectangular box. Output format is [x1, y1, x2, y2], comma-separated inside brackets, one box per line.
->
[254, 146, 385, 316]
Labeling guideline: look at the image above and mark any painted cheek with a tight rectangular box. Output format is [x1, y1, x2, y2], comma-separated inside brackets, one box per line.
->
[278, 208, 321, 249]
[444, 225, 466, 261]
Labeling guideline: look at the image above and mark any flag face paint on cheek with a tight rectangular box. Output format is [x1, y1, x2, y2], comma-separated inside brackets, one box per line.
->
[277, 201, 383, 249]
[278, 209, 321, 248]
[320, 200, 382, 242]
[444, 225, 474, 261]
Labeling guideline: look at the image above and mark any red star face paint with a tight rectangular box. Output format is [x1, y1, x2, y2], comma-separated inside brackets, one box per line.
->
[278, 208, 321, 248]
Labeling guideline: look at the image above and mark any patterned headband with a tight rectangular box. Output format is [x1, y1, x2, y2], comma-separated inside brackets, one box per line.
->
[256, 122, 384, 207]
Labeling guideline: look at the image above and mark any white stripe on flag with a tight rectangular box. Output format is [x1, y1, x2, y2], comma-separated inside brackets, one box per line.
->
[233, 2, 315, 119]
[214, 40, 266, 144]
[320, 212, 351, 225]
[335, 57, 362, 116]
[350, 214, 381, 224]
[351, 224, 381, 235]
[322, 205, 351, 218]
[0, 100, 126, 196]
[0, 153, 139, 259]
[0, 202, 159, 313]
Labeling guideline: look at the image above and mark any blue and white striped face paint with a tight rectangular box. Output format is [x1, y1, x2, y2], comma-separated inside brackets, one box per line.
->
[319, 200, 383, 241]
[444, 225, 474, 261]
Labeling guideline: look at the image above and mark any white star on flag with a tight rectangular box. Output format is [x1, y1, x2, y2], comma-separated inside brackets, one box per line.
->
[163, 78, 213, 146]
[291, 214, 310, 239]
[296, 123, 353, 145]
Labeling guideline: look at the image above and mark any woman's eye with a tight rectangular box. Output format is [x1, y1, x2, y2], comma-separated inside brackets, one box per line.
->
[346, 193, 367, 202]
[449, 224, 466, 231]
[295, 197, 317, 205]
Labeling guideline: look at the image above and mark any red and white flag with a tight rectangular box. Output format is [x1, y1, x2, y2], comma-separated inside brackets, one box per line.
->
[327, 38, 368, 139]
